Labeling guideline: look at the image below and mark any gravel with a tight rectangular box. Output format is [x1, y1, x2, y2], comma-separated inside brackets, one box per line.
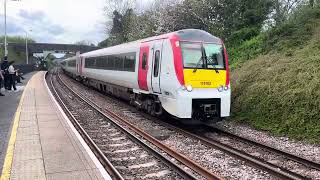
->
[204, 131, 320, 179]
[49, 73, 184, 180]
[59, 73, 275, 179]
[215, 121, 320, 164]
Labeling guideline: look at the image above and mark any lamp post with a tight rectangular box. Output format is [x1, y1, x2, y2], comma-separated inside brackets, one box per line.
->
[4, 0, 8, 56]
[3, 0, 21, 57]
[25, 29, 32, 64]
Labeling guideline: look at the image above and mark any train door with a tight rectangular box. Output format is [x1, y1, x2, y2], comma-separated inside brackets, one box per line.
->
[151, 40, 163, 93]
[138, 43, 150, 91]
[79, 56, 83, 75]
[76, 51, 81, 75]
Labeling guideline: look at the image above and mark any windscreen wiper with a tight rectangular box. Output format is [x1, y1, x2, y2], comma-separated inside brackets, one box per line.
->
[193, 45, 206, 73]
[206, 58, 219, 74]
[193, 57, 203, 73]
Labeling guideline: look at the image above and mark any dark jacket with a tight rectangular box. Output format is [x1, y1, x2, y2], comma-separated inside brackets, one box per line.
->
[1, 61, 9, 73]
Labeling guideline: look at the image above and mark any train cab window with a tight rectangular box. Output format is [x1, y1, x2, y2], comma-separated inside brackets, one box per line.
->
[142, 53, 147, 70]
[153, 50, 160, 77]
[203, 44, 225, 69]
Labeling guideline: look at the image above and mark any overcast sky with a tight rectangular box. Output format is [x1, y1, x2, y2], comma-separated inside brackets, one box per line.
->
[0, 0, 152, 44]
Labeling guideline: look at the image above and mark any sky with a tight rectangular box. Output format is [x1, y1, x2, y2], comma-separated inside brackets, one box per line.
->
[0, 0, 153, 45]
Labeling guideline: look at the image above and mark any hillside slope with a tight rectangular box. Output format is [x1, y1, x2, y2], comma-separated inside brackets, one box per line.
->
[230, 25, 320, 143]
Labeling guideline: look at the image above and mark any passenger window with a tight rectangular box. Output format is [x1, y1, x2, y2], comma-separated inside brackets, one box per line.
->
[107, 55, 115, 70]
[142, 53, 147, 70]
[124, 54, 135, 72]
[153, 50, 160, 77]
[115, 55, 124, 70]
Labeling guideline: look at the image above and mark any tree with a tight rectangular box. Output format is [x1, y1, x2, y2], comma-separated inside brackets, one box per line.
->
[75, 40, 95, 46]
[271, 0, 305, 25]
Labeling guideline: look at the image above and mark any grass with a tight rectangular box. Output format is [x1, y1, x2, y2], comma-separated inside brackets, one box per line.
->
[0, 35, 36, 64]
[0, 47, 27, 64]
[229, 25, 320, 144]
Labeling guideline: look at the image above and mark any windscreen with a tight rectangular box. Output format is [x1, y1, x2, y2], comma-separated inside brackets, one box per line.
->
[181, 42, 225, 69]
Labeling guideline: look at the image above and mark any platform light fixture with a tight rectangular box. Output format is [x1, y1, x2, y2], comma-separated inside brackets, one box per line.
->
[25, 29, 32, 64]
[3, 0, 22, 57]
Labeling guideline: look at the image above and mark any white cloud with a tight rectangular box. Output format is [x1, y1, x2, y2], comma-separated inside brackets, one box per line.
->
[0, 0, 107, 44]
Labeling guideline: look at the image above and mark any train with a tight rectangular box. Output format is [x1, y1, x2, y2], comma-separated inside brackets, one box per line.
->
[61, 29, 231, 122]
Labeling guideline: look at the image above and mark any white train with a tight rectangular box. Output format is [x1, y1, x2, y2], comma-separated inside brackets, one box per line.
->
[61, 29, 231, 122]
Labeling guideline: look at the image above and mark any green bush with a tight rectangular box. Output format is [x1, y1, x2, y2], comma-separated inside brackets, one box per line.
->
[228, 27, 261, 46]
[229, 6, 320, 67]
[230, 6, 320, 143]
[263, 6, 320, 53]
[229, 35, 263, 68]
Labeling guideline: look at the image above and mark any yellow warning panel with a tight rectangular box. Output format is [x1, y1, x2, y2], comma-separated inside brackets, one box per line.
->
[183, 69, 226, 88]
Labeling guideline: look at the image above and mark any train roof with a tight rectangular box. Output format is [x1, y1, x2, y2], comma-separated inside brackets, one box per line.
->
[174, 29, 221, 43]
[61, 56, 76, 62]
[81, 29, 221, 57]
[140, 29, 221, 44]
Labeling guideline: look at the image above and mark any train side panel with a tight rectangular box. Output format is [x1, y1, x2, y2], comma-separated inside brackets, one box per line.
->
[81, 43, 140, 90]
[83, 68, 137, 89]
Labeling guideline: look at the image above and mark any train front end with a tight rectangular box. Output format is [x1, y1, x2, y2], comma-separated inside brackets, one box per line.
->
[171, 30, 231, 122]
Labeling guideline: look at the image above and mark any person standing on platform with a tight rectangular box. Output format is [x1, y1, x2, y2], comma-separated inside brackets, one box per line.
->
[0, 69, 4, 96]
[1, 56, 10, 90]
[8, 61, 17, 92]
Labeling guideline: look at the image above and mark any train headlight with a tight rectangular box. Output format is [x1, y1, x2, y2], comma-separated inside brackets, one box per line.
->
[224, 85, 229, 91]
[218, 85, 224, 92]
[175, 41, 180, 47]
[186, 85, 193, 92]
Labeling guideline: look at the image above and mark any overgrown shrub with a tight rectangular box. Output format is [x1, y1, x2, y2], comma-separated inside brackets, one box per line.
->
[228, 35, 264, 68]
[229, 6, 320, 66]
[230, 6, 320, 143]
[263, 6, 320, 53]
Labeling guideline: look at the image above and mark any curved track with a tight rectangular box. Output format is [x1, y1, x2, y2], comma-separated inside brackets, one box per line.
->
[48, 72, 123, 180]
[206, 126, 320, 171]
[56, 70, 320, 179]
[49, 70, 222, 180]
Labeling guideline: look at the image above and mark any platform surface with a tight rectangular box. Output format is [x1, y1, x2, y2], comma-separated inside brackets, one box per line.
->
[0, 72, 37, 173]
[1, 71, 107, 180]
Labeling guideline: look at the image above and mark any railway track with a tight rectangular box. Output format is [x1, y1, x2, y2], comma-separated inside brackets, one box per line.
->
[204, 126, 320, 171]
[48, 72, 123, 180]
[49, 70, 222, 180]
[168, 125, 312, 180]
[57, 71, 320, 179]
[131, 113, 317, 179]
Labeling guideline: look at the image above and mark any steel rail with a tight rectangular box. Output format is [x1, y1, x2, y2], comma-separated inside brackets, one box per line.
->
[57, 71, 314, 180]
[176, 127, 308, 180]
[146, 118, 309, 180]
[208, 126, 320, 171]
[58, 70, 318, 180]
[55, 72, 205, 180]
[48, 72, 124, 180]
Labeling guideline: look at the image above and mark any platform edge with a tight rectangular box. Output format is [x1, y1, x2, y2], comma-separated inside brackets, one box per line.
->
[43, 72, 111, 180]
[0, 75, 30, 180]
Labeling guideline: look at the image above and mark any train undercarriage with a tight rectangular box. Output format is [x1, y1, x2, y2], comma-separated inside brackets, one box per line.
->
[63, 70, 223, 123]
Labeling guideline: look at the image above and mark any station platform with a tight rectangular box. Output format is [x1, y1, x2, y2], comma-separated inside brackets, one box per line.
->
[0, 71, 110, 180]
[0, 72, 36, 172]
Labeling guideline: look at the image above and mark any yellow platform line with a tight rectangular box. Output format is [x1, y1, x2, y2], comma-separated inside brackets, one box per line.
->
[0, 78, 30, 180]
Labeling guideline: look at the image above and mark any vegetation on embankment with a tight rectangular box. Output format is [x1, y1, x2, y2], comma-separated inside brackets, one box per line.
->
[0, 36, 36, 64]
[100, 0, 320, 143]
[230, 6, 320, 143]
